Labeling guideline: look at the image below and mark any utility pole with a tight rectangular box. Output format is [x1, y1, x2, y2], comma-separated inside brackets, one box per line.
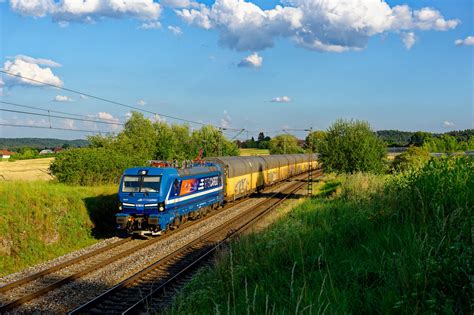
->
[307, 127, 313, 197]
[218, 127, 223, 157]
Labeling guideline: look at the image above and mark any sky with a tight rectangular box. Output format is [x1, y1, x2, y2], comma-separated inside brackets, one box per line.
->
[0, 0, 473, 140]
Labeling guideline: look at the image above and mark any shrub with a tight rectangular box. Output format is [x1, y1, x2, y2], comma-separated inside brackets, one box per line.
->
[50, 147, 145, 185]
[391, 146, 431, 172]
[319, 119, 386, 173]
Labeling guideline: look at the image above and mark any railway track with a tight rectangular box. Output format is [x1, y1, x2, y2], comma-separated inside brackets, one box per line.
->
[70, 171, 320, 314]
[0, 170, 319, 313]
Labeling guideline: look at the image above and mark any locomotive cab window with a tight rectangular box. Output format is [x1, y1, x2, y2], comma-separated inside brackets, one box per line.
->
[122, 175, 161, 193]
[141, 176, 161, 193]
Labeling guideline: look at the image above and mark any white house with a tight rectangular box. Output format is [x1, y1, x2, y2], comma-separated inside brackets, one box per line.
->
[0, 150, 15, 159]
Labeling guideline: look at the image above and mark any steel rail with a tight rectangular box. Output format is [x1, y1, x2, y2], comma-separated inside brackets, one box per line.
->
[69, 172, 318, 314]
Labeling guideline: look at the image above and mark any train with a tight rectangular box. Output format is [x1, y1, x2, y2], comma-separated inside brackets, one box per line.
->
[115, 154, 319, 236]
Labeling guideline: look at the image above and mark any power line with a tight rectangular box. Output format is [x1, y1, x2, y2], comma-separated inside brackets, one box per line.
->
[0, 123, 105, 133]
[0, 100, 123, 123]
[1, 70, 241, 131]
[0, 108, 124, 126]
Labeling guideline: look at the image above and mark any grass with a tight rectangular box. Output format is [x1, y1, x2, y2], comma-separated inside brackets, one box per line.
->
[0, 157, 54, 181]
[167, 157, 472, 314]
[0, 181, 117, 277]
[240, 148, 270, 156]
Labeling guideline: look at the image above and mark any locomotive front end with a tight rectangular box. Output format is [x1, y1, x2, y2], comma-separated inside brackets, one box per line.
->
[116, 168, 169, 236]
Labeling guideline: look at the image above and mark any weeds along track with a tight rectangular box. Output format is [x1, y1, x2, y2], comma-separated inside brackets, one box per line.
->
[0, 170, 319, 313]
[70, 171, 321, 315]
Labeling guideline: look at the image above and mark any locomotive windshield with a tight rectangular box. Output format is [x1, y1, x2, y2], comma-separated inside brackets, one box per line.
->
[122, 175, 161, 193]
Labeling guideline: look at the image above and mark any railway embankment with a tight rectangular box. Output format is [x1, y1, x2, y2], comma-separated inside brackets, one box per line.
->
[168, 157, 472, 314]
[0, 181, 117, 277]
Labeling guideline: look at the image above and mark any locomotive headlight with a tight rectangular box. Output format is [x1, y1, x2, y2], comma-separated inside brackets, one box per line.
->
[118, 203, 123, 211]
[159, 206, 164, 211]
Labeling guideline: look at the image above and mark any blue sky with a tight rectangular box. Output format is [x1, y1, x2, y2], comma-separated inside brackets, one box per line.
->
[0, 0, 472, 140]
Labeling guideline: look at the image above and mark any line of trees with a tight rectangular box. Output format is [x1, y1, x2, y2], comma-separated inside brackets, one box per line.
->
[51, 112, 239, 185]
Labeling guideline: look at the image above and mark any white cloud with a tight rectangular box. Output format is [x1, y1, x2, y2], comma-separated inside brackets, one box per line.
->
[53, 95, 74, 102]
[137, 99, 147, 106]
[61, 119, 75, 129]
[168, 25, 183, 35]
[2, 55, 63, 88]
[442, 121, 455, 128]
[271, 96, 291, 103]
[220, 110, 231, 128]
[161, 0, 198, 8]
[401, 32, 416, 49]
[140, 21, 162, 30]
[97, 112, 121, 131]
[79, 94, 88, 99]
[177, 0, 459, 52]
[11, 54, 61, 67]
[10, 0, 161, 24]
[238, 52, 262, 68]
[455, 36, 474, 46]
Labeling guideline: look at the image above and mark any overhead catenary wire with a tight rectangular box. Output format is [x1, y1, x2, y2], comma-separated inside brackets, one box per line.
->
[0, 123, 106, 133]
[0, 108, 124, 126]
[0, 100, 123, 123]
[0, 70, 242, 131]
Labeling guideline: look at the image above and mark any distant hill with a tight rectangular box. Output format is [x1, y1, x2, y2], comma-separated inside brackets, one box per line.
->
[0, 138, 89, 151]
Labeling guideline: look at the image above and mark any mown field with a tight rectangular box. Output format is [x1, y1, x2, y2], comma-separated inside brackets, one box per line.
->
[240, 148, 270, 156]
[0, 158, 54, 181]
[168, 157, 472, 314]
[0, 181, 117, 276]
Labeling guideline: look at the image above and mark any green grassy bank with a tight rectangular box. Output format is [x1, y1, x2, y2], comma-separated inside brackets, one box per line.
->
[0, 181, 117, 277]
[169, 157, 472, 314]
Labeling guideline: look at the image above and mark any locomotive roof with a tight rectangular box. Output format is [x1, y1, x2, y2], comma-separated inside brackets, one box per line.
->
[123, 164, 221, 177]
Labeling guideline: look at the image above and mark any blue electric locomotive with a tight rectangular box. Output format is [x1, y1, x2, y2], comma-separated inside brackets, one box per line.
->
[116, 162, 224, 236]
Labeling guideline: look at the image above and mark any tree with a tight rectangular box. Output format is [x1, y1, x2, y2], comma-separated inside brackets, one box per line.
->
[305, 130, 326, 152]
[319, 119, 386, 173]
[409, 131, 433, 147]
[117, 112, 156, 160]
[191, 125, 239, 157]
[269, 134, 303, 154]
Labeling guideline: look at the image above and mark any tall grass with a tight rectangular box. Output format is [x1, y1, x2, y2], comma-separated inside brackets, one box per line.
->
[167, 157, 472, 314]
[0, 181, 117, 276]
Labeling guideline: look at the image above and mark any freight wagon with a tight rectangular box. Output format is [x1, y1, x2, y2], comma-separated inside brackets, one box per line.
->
[116, 154, 318, 235]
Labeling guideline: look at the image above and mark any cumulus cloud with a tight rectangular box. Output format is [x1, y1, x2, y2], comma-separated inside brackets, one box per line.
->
[11, 54, 61, 67]
[238, 52, 262, 68]
[137, 99, 147, 106]
[96, 112, 121, 131]
[455, 36, 474, 46]
[2, 55, 63, 88]
[10, 0, 161, 24]
[61, 119, 75, 129]
[220, 110, 232, 128]
[177, 0, 459, 52]
[168, 25, 183, 35]
[401, 32, 416, 49]
[271, 96, 291, 103]
[53, 95, 74, 102]
[161, 0, 197, 8]
[442, 121, 455, 128]
[140, 21, 162, 29]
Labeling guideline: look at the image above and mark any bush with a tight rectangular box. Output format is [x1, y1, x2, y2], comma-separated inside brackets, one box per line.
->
[391, 146, 431, 172]
[319, 119, 386, 173]
[50, 148, 145, 185]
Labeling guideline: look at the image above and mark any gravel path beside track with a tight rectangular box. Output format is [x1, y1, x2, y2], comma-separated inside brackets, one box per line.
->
[6, 180, 299, 314]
